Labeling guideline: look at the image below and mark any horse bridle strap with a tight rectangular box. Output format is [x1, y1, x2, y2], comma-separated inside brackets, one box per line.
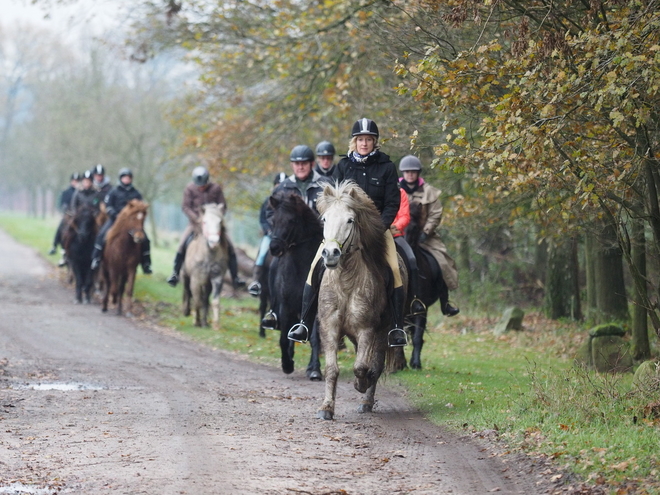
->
[328, 222, 359, 255]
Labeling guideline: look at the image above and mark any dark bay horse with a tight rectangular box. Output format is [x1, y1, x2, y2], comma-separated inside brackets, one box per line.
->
[267, 190, 323, 379]
[316, 182, 405, 420]
[403, 201, 444, 369]
[61, 204, 98, 304]
[181, 203, 229, 327]
[101, 199, 148, 316]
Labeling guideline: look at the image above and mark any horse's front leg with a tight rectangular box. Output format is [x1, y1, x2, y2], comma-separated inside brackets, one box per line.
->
[116, 276, 126, 316]
[354, 329, 379, 394]
[306, 319, 323, 381]
[123, 268, 137, 317]
[210, 277, 223, 328]
[318, 338, 339, 421]
[359, 383, 378, 413]
[409, 312, 427, 370]
[101, 269, 110, 312]
[73, 266, 83, 304]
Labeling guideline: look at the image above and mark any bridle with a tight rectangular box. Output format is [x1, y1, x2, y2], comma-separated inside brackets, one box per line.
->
[325, 220, 359, 256]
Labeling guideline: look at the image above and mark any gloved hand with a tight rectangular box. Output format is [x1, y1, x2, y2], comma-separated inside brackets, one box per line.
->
[419, 232, 428, 244]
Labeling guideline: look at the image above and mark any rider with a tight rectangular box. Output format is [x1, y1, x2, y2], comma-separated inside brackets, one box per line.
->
[246, 172, 287, 297]
[90, 168, 152, 274]
[49, 172, 81, 259]
[287, 118, 408, 347]
[314, 141, 336, 178]
[92, 164, 112, 202]
[399, 155, 459, 316]
[259, 145, 330, 330]
[166, 166, 245, 290]
[391, 186, 427, 318]
[69, 170, 100, 212]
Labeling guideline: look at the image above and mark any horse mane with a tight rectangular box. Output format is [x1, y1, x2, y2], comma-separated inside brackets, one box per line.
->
[107, 199, 148, 245]
[405, 201, 423, 249]
[317, 181, 388, 271]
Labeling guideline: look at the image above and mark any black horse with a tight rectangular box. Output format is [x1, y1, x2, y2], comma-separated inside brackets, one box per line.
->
[401, 202, 447, 369]
[61, 204, 98, 304]
[267, 191, 324, 379]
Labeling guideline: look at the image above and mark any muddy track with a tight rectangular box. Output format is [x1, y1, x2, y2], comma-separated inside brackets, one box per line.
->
[0, 229, 549, 494]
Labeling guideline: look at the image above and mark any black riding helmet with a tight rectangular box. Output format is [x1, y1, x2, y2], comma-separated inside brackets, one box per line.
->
[93, 164, 105, 175]
[351, 118, 379, 138]
[273, 172, 287, 185]
[82, 170, 94, 180]
[71, 172, 82, 181]
[290, 145, 314, 162]
[119, 167, 133, 179]
[192, 166, 210, 186]
[315, 141, 335, 157]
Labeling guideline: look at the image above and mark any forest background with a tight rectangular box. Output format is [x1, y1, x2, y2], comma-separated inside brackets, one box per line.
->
[3, 0, 660, 350]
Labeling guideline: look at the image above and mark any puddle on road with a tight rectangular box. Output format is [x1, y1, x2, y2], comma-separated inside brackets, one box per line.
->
[11, 382, 106, 391]
[0, 483, 57, 494]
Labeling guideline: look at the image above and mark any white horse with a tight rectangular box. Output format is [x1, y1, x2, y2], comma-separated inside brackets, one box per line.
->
[181, 203, 229, 327]
[316, 182, 404, 420]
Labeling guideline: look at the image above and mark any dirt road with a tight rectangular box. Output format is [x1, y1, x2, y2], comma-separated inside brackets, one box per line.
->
[0, 229, 547, 494]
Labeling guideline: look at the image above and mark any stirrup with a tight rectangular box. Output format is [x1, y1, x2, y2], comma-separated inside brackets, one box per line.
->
[287, 322, 309, 343]
[247, 281, 261, 297]
[409, 297, 426, 317]
[167, 273, 179, 287]
[261, 310, 278, 330]
[388, 328, 408, 347]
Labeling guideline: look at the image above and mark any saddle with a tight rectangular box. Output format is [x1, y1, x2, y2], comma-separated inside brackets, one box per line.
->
[417, 245, 442, 284]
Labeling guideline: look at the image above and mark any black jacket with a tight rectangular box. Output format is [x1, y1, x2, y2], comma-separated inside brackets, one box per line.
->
[59, 186, 76, 212]
[70, 187, 100, 212]
[271, 170, 330, 215]
[105, 183, 143, 221]
[332, 150, 400, 229]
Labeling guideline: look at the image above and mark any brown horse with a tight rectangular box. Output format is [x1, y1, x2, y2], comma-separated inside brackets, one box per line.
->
[316, 182, 406, 420]
[181, 203, 229, 327]
[101, 199, 148, 316]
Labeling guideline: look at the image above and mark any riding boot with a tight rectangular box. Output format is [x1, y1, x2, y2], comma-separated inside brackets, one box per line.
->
[58, 249, 67, 268]
[90, 243, 103, 271]
[408, 265, 426, 317]
[288, 283, 317, 343]
[141, 253, 152, 275]
[167, 252, 184, 287]
[261, 309, 278, 330]
[388, 286, 408, 347]
[247, 264, 263, 297]
[228, 243, 246, 290]
[439, 276, 460, 316]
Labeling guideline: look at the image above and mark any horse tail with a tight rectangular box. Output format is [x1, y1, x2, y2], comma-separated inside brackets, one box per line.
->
[384, 346, 402, 375]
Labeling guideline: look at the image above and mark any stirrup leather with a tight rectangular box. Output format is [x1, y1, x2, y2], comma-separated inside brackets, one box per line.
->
[387, 327, 408, 347]
[287, 322, 309, 343]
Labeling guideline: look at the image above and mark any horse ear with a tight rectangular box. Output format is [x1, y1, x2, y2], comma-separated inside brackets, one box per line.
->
[269, 195, 280, 209]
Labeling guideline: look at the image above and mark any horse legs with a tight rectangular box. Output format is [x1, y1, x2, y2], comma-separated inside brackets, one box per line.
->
[116, 275, 126, 316]
[211, 277, 223, 328]
[318, 340, 339, 420]
[357, 339, 387, 414]
[101, 268, 110, 312]
[353, 329, 380, 394]
[123, 269, 137, 317]
[182, 274, 191, 317]
[409, 312, 427, 370]
[306, 319, 323, 381]
[73, 265, 83, 304]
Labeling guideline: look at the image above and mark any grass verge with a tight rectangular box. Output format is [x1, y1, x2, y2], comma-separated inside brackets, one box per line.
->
[2, 211, 660, 494]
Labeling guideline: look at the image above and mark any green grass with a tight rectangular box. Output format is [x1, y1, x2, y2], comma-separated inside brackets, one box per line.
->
[2, 211, 660, 494]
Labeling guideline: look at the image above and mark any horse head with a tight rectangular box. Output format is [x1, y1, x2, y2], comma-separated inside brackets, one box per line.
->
[317, 181, 381, 269]
[114, 199, 148, 244]
[268, 191, 320, 257]
[73, 205, 97, 242]
[200, 203, 224, 249]
[405, 201, 423, 250]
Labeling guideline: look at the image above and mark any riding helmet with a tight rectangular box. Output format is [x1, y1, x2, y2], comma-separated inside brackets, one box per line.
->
[273, 172, 287, 185]
[399, 155, 423, 173]
[192, 166, 210, 186]
[351, 118, 379, 138]
[93, 164, 105, 175]
[82, 170, 94, 180]
[71, 172, 82, 181]
[315, 141, 336, 157]
[119, 167, 133, 179]
[289, 145, 315, 162]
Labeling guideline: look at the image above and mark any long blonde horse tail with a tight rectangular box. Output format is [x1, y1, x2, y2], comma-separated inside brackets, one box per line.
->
[384, 347, 400, 375]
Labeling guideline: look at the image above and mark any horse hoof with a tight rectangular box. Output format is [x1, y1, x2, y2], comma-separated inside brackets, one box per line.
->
[307, 370, 323, 381]
[73, 299, 81, 305]
[317, 410, 333, 420]
[282, 363, 294, 375]
[410, 361, 422, 370]
[357, 403, 373, 414]
[125, 312, 134, 318]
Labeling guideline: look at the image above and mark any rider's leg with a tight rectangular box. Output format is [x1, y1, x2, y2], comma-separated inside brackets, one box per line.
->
[227, 240, 246, 289]
[167, 227, 193, 287]
[248, 235, 271, 297]
[394, 236, 426, 316]
[260, 257, 278, 329]
[91, 220, 112, 270]
[140, 236, 152, 274]
[49, 220, 63, 255]
[385, 231, 407, 347]
[439, 271, 460, 316]
[287, 244, 325, 343]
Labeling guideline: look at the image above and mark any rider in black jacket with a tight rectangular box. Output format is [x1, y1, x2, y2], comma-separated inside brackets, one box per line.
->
[90, 168, 151, 274]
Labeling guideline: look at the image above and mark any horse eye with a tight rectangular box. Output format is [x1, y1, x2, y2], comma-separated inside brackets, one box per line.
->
[347, 218, 354, 224]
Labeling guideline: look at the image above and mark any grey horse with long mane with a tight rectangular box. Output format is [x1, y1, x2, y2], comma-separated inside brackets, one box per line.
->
[316, 181, 406, 420]
[181, 203, 229, 327]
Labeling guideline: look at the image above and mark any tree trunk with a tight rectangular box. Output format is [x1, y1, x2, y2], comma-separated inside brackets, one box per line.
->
[544, 238, 580, 320]
[584, 232, 597, 318]
[459, 235, 471, 296]
[631, 217, 651, 360]
[594, 222, 629, 322]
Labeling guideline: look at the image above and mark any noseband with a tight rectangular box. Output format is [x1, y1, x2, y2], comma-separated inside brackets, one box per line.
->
[326, 221, 359, 256]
